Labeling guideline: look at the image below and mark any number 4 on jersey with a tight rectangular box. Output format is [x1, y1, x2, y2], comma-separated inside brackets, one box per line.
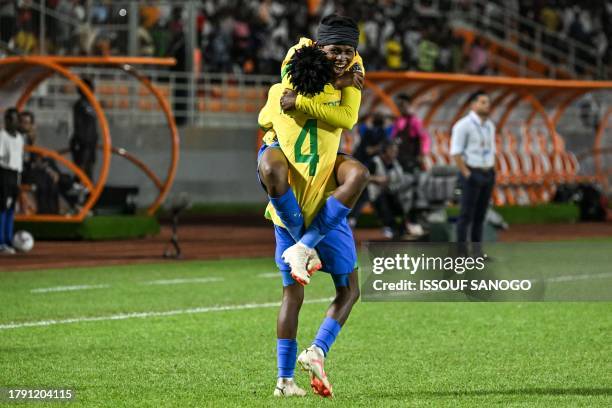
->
[294, 119, 319, 176]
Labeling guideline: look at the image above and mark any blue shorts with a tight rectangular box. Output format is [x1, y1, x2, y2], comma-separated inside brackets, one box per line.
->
[274, 220, 357, 288]
[258, 142, 357, 287]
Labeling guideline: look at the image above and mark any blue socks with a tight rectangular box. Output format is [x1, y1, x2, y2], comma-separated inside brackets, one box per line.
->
[313, 317, 342, 356]
[270, 189, 304, 243]
[300, 196, 350, 249]
[4, 208, 14, 246]
[277, 338, 298, 378]
[0, 210, 5, 245]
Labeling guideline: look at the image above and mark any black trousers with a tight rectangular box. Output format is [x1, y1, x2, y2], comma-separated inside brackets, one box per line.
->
[0, 167, 19, 211]
[70, 140, 96, 180]
[373, 192, 406, 236]
[456, 168, 495, 246]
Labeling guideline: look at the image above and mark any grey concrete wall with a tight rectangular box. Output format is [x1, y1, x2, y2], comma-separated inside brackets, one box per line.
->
[35, 122, 268, 208]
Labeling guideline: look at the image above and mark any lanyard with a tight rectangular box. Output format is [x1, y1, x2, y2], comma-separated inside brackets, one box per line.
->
[470, 117, 492, 151]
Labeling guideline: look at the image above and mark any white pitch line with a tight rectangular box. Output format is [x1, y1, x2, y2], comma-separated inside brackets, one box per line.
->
[0, 298, 333, 330]
[30, 284, 111, 294]
[257, 273, 279, 279]
[142, 277, 224, 285]
[544, 272, 612, 283]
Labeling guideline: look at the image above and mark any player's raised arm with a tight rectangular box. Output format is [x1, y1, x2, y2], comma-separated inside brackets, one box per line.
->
[279, 18, 364, 131]
[258, 84, 285, 142]
[279, 49, 363, 130]
[293, 85, 361, 130]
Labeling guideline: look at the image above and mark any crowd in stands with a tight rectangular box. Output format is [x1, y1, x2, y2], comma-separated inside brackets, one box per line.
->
[522, 0, 611, 67]
[1, 1, 610, 76]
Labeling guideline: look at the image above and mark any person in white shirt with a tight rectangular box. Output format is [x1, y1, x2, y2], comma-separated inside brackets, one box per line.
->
[0, 108, 25, 254]
[450, 91, 496, 257]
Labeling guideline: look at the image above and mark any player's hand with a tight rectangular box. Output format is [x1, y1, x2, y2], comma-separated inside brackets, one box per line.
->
[334, 71, 364, 90]
[280, 89, 298, 111]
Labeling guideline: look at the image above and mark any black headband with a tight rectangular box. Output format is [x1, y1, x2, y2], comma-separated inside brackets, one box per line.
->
[316, 23, 359, 49]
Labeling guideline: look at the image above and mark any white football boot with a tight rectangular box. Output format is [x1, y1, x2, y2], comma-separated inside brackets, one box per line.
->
[297, 345, 333, 398]
[273, 378, 307, 397]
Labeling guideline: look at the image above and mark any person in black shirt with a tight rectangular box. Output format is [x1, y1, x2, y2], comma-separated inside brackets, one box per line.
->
[71, 77, 99, 180]
[20, 111, 62, 214]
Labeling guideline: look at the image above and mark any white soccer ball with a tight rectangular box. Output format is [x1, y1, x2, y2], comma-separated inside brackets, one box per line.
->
[12, 230, 34, 253]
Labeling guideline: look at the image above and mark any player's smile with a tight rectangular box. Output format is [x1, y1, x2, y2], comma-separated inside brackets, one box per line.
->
[319, 44, 355, 77]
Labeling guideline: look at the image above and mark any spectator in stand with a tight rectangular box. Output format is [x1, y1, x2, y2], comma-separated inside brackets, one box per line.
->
[417, 29, 440, 72]
[168, 7, 187, 125]
[140, 2, 160, 29]
[2, 0, 608, 77]
[151, 17, 171, 58]
[385, 32, 403, 70]
[451, 30, 466, 73]
[0, 0, 17, 45]
[437, 28, 453, 72]
[391, 93, 430, 237]
[138, 24, 154, 56]
[467, 37, 488, 75]
[11, 12, 37, 54]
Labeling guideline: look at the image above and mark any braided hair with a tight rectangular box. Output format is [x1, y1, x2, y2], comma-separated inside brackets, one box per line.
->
[286, 45, 334, 96]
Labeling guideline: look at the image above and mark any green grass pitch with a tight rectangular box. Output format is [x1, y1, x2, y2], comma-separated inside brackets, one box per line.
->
[0, 256, 611, 407]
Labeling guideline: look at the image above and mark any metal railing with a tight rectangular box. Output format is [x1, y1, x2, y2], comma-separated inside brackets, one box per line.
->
[26, 67, 277, 127]
[449, 0, 605, 79]
[17, 0, 605, 79]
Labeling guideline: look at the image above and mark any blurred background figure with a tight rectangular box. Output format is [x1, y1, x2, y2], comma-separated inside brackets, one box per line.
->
[71, 77, 98, 181]
[367, 140, 415, 239]
[349, 113, 391, 227]
[391, 93, 430, 236]
[450, 91, 496, 257]
[0, 108, 24, 254]
[20, 111, 62, 215]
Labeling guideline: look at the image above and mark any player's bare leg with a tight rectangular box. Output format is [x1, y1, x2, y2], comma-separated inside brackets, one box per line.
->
[332, 154, 370, 208]
[277, 282, 304, 339]
[259, 147, 321, 282]
[325, 269, 360, 325]
[286, 156, 368, 280]
[258, 147, 290, 197]
[274, 282, 307, 397]
[298, 269, 360, 397]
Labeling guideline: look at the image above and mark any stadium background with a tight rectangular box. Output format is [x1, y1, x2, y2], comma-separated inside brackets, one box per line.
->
[1, 1, 611, 406]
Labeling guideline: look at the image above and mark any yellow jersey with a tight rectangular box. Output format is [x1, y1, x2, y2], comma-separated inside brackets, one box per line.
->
[259, 38, 364, 228]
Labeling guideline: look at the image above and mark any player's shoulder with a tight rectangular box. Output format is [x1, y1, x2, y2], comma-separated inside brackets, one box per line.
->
[267, 83, 285, 98]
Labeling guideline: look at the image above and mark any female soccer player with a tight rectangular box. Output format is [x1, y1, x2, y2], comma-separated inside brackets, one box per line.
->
[256, 14, 365, 398]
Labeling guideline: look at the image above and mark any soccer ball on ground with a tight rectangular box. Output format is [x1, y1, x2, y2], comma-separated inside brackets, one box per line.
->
[12, 230, 35, 253]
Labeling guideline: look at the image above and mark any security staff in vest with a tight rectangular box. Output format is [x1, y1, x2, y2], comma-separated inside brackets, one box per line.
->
[450, 90, 496, 257]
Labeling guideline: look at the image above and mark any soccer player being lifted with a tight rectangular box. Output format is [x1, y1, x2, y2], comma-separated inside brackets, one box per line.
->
[257, 15, 366, 397]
